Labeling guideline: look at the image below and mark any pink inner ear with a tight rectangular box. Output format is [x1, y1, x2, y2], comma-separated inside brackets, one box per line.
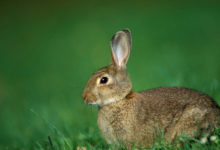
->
[115, 45, 124, 66]
[111, 31, 131, 67]
[114, 39, 129, 67]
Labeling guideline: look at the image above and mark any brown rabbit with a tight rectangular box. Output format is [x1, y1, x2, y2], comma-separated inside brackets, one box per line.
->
[82, 29, 220, 148]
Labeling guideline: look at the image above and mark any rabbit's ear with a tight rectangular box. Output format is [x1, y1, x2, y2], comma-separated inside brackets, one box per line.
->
[110, 29, 132, 69]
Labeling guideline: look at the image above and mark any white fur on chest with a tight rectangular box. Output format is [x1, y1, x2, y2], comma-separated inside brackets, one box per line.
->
[90, 98, 120, 106]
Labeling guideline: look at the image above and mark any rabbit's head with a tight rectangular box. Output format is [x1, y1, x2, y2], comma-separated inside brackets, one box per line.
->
[83, 29, 132, 106]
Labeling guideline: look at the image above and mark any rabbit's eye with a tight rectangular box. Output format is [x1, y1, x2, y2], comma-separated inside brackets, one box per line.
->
[100, 77, 108, 84]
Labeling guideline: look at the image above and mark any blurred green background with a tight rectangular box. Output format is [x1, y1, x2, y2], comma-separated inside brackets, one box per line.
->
[0, 0, 220, 149]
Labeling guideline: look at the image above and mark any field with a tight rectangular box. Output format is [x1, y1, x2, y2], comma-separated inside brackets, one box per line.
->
[0, 1, 220, 149]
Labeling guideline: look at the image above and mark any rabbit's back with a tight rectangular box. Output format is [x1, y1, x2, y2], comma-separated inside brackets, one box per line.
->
[140, 87, 219, 111]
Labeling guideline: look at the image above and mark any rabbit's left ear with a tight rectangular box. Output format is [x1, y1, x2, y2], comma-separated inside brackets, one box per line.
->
[110, 29, 132, 69]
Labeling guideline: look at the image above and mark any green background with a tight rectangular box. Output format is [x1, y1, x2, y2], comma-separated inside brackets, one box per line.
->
[0, 1, 220, 149]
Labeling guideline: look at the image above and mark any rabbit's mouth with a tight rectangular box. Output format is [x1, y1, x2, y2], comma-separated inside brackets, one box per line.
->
[83, 93, 102, 106]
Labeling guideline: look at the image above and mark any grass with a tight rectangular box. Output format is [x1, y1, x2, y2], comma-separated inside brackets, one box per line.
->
[0, 0, 220, 149]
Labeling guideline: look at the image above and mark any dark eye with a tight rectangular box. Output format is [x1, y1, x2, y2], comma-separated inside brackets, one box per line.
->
[100, 77, 108, 84]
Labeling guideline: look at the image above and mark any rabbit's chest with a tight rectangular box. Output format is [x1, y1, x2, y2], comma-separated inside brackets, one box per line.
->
[97, 108, 133, 144]
[97, 112, 117, 144]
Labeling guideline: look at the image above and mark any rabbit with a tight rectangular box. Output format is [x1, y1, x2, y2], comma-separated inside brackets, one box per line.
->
[82, 29, 220, 148]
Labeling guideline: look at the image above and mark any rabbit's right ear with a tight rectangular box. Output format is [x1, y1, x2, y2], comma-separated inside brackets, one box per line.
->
[110, 29, 132, 69]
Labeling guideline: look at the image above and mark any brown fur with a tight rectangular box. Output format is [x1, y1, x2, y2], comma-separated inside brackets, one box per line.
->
[97, 87, 220, 148]
[82, 29, 220, 148]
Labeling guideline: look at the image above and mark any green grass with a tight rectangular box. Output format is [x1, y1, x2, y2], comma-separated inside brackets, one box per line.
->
[0, 1, 220, 149]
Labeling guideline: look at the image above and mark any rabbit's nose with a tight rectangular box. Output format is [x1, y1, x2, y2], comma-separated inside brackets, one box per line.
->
[82, 87, 89, 100]
[82, 92, 87, 100]
[82, 91, 98, 104]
